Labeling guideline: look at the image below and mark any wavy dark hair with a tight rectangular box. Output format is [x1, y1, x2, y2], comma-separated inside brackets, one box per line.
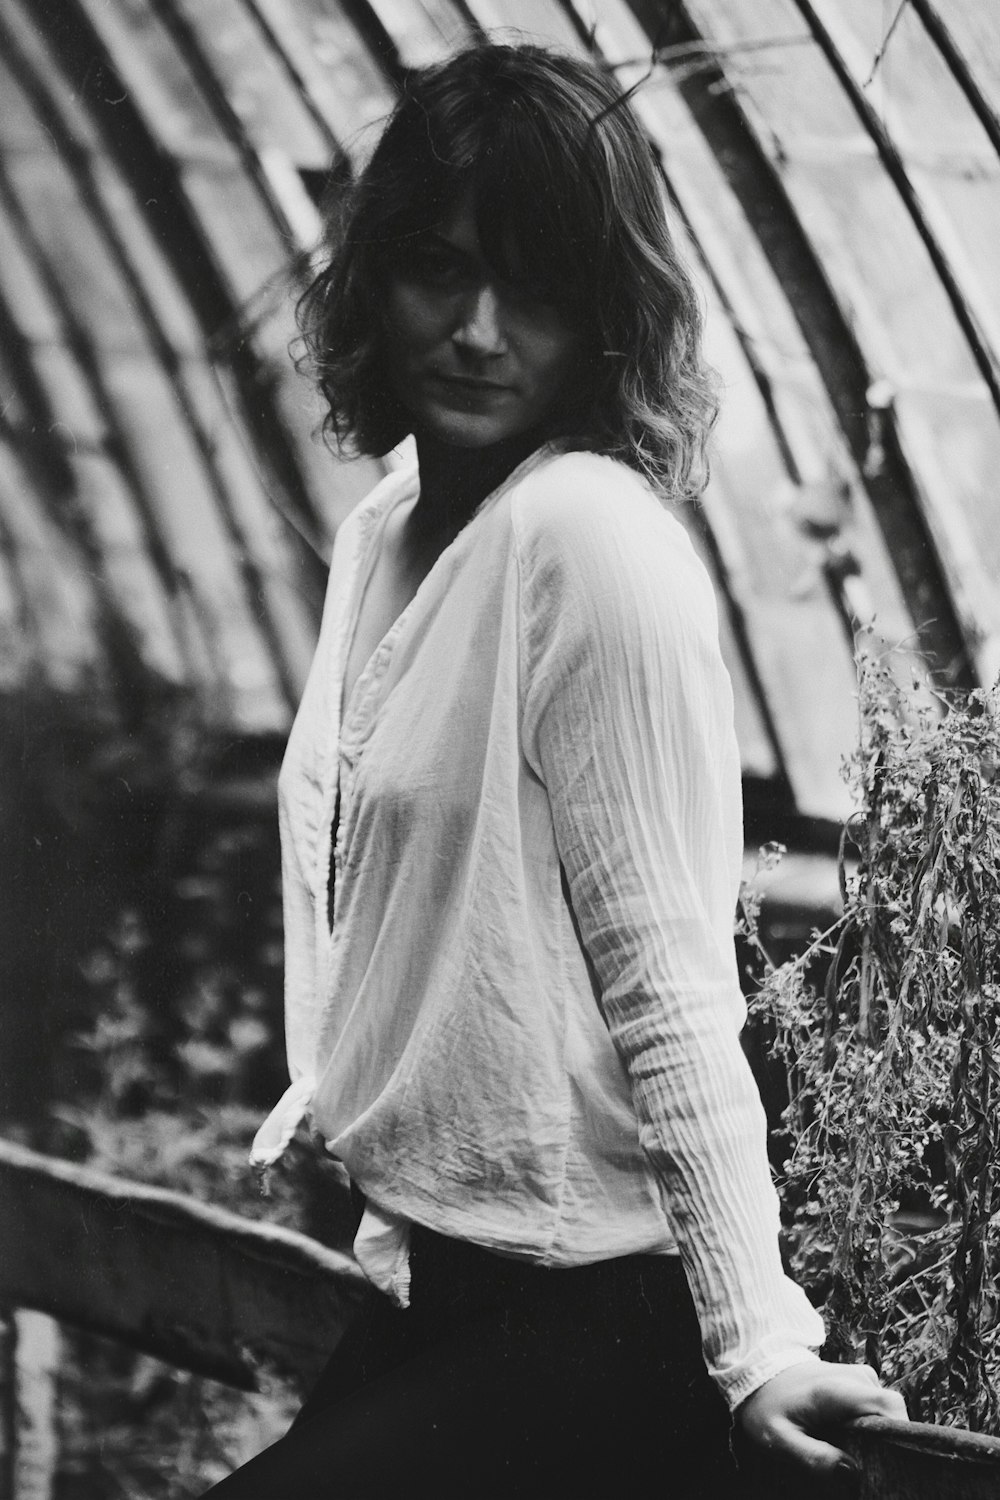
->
[297, 43, 718, 499]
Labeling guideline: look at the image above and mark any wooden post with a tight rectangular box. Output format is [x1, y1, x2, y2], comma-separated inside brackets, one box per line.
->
[0, 1309, 15, 1500]
[12, 1313, 60, 1500]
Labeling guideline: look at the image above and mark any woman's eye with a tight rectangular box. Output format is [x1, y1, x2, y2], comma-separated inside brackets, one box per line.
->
[407, 248, 466, 287]
[503, 278, 558, 309]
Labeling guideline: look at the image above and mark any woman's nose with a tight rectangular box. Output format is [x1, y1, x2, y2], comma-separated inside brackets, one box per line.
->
[452, 284, 507, 356]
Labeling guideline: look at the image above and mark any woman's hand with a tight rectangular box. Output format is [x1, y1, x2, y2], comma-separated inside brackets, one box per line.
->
[736, 1360, 907, 1481]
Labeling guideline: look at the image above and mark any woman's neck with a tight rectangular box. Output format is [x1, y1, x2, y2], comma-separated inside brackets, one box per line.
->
[410, 429, 550, 542]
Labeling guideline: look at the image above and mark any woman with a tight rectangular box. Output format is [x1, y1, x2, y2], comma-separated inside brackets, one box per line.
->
[208, 42, 904, 1498]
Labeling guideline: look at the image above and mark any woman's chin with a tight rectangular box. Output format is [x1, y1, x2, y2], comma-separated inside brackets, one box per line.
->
[413, 408, 529, 452]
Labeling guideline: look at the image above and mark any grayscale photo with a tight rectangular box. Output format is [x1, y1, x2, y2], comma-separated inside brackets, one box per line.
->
[2, 3, 999, 1497]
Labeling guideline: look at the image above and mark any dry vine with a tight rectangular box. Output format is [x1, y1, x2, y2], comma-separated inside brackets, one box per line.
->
[743, 659, 1000, 1431]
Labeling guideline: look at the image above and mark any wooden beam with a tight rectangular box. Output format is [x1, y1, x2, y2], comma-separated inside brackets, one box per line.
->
[1, 1, 325, 710]
[624, 0, 976, 691]
[28, 0, 366, 560]
[676, 0, 1000, 688]
[795, 0, 1000, 411]
[0, 1140, 368, 1393]
[845, 1414, 1000, 1499]
[355, 0, 472, 67]
[912, 2, 1000, 160]
[243, 0, 397, 149]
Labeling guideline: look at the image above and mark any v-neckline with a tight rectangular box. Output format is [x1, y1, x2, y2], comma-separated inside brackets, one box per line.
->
[338, 489, 420, 729]
[337, 442, 557, 732]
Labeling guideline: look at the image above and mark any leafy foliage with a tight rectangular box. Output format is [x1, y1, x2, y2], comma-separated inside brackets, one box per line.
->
[744, 661, 1000, 1431]
[21, 785, 352, 1498]
[56, 1337, 298, 1500]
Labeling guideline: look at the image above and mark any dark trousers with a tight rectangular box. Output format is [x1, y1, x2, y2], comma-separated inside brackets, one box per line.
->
[203, 1224, 754, 1498]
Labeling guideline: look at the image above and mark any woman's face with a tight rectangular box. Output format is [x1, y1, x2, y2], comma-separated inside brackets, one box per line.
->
[380, 196, 588, 451]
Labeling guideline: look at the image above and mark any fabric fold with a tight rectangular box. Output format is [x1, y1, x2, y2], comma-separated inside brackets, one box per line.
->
[353, 1201, 413, 1308]
[249, 1074, 315, 1167]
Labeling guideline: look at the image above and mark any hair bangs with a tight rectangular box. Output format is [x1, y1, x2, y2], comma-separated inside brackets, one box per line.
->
[465, 105, 603, 315]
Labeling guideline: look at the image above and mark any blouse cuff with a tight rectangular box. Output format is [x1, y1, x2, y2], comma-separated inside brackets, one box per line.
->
[719, 1344, 823, 1413]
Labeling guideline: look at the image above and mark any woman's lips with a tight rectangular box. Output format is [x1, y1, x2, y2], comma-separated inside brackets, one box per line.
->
[429, 373, 511, 392]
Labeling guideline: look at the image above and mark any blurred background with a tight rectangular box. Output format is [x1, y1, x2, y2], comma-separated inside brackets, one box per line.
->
[1, 0, 999, 1492]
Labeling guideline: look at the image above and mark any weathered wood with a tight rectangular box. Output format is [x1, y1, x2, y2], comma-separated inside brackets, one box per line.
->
[242, 0, 397, 148]
[846, 1415, 1000, 1500]
[0, 1139, 368, 1393]
[913, 2, 1000, 157]
[32, 0, 375, 570]
[800, 0, 1000, 405]
[0, 1313, 14, 1500]
[38, 0, 377, 561]
[598, 11, 925, 668]
[11, 1313, 59, 1500]
[4, 0, 331, 708]
[615, 51, 866, 812]
[0, 150, 290, 728]
[359, 0, 470, 67]
[29, 0, 359, 555]
[144, 0, 321, 263]
[165, 0, 333, 171]
[461, 0, 583, 49]
[0, 115, 199, 694]
[681, 0, 1000, 687]
[634, 0, 976, 691]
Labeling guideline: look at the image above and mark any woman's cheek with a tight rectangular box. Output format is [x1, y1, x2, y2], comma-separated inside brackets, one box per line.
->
[384, 285, 453, 356]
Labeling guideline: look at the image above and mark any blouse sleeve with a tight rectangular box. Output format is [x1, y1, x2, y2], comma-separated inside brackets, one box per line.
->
[515, 459, 825, 1410]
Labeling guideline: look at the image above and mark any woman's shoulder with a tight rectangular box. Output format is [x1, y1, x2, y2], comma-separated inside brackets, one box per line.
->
[512, 447, 654, 518]
[509, 447, 702, 584]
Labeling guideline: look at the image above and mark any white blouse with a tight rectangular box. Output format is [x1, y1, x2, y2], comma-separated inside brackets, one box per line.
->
[252, 444, 824, 1410]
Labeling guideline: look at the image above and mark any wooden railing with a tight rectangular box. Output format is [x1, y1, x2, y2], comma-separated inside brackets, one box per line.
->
[0, 1138, 368, 1498]
[2, 1139, 999, 1499]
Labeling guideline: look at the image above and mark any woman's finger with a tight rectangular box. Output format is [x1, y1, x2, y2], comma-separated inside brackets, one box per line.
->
[763, 1414, 857, 1476]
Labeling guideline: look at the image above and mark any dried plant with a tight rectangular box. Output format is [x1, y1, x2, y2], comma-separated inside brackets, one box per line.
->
[743, 659, 1000, 1432]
